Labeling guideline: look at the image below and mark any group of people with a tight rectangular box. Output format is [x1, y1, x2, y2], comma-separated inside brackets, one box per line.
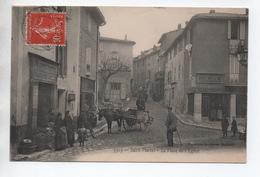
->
[53, 106, 97, 150]
[54, 111, 75, 150]
[221, 116, 238, 137]
[164, 107, 241, 146]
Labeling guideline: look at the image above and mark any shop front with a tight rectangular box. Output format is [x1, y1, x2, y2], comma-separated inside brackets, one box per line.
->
[29, 53, 58, 130]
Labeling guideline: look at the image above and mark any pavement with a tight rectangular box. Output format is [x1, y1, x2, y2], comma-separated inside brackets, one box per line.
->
[12, 99, 246, 161]
[158, 100, 246, 131]
[12, 119, 108, 161]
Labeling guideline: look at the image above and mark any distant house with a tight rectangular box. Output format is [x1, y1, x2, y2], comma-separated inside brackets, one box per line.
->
[157, 28, 184, 101]
[133, 45, 160, 100]
[164, 10, 248, 122]
[98, 36, 135, 102]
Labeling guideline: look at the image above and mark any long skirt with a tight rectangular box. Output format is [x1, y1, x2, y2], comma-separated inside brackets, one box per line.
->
[55, 127, 68, 150]
[66, 128, 75, 146]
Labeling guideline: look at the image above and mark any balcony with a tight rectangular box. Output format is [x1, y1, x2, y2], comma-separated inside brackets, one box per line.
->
[225, 73, 247, 87]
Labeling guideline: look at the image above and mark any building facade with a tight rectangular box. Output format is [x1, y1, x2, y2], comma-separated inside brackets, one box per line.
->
[164, 11, 248, 122]
[98, 36, 135, 102]
[11, 7, 105, 150]
[157, 26, 184, 101]
[133, 46, 160, 100]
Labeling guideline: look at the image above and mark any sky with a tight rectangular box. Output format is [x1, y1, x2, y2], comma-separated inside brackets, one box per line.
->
[99, 7, 246, 57]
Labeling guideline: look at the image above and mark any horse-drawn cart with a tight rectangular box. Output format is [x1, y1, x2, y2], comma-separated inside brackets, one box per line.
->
[122, 108, 153, 130]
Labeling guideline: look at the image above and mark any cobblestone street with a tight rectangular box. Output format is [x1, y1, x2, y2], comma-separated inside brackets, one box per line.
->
[28, 100, 245, 162]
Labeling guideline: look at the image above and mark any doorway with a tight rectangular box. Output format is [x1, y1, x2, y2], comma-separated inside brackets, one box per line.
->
[37, 83, 54, 127]
[80, 92, 94, 112]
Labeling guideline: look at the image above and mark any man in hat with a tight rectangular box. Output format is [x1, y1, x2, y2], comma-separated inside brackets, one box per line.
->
[165, 107, 177, 146]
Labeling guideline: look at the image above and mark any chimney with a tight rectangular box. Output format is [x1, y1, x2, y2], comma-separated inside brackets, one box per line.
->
[124, 34, 128, 40]
[209, 9, 215, 14]
[177, 24, 182, 30]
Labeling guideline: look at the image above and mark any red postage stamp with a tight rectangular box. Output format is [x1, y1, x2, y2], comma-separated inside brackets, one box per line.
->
[26, 12, 66, 45]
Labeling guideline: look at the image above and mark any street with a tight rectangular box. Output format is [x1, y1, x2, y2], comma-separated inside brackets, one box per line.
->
[29, 100, 245, 162]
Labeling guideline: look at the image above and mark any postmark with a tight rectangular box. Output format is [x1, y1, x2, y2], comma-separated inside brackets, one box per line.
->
[26, 12, 66, 45]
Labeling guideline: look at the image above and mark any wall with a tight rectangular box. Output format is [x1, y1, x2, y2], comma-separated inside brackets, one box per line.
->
[79, 7, 98, 80]
[11, 7, 57, 145]
[100, 40, 133, 67]
[57, 7, 81, 116]
[99, 39, 134, 101]
[191, 19, 229, 76]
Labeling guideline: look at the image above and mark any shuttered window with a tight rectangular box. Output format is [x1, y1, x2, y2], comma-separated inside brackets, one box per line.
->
[85, 47, 91, 74]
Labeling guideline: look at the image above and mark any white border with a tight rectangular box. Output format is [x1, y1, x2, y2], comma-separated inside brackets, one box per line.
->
[1, 0, 260, 177]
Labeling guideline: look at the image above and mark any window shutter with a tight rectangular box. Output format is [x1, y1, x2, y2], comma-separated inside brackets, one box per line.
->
[228, 20, 231, 39]
[240, 21, 246, 40]
[85, 48, 91, 74]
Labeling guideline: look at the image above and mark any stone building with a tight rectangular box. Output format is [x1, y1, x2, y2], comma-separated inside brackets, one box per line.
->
[133, 46, 160, 100]
[157, 26, 184, 101]
[10, 7, 105, 151]
[98, 36, 135, 102]
[164, 10, 248, 122]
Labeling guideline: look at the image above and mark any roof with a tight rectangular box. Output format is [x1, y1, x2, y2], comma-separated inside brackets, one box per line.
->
[100, 36, 136, 45]
[158, 29, 181, 43]
[86, 7, 106, 26]
[134, 46, 160, 61]
[158, 29, 183, 56]
[164, 12, 248, 54]
[191, 12, 248, 21]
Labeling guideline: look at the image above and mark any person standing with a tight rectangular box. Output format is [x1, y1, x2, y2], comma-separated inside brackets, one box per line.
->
[77, 111, 87, 146]
[231, 117, 238, 137]
[64, 110, 75, 147]
[136, 96, 145, 111]
[54, 113, 68, 150]
[165, 107, 177, 146]
[221, 116, 229, 137]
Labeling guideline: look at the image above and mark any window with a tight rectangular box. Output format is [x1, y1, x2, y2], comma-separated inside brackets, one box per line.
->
[111, 82, 121, 90]
[178, 64, 181, 79]
[174, 45, 177, 57]
[186, 29, 191, 44]
[230, 55, 240, 74]
[174, 67, 176, 81]
[171, 49, 174, 59]
[56, 45, 67, 76]
[167, 71, 172, 84]
[99, 42, 104, 52]
[229, 55, 240, 81]
[178, 39, 183, 52]
[148, 70, 151, 80]
[87, 14, 92, 32]
[86, 48, 91, 74]
[230, 21, 240, 40]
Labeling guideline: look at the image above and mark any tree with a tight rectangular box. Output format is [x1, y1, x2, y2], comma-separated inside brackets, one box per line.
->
[98, 56, 130, 101]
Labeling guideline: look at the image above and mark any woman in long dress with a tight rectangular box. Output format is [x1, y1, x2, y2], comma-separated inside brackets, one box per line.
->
[54, 113, 68, 150]
[64, 111, 75, 147]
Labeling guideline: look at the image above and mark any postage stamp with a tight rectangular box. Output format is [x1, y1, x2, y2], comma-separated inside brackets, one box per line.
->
[26, 12, 66, 45]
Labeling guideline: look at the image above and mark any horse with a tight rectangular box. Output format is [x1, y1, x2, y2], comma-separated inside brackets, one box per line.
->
[98, 108, 125, 134]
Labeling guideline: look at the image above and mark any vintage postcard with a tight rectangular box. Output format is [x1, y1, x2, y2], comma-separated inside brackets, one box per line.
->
[10, 6, 248, 162]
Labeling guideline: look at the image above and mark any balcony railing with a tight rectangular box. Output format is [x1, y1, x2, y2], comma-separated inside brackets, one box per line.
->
[225, 73, 247, 86]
